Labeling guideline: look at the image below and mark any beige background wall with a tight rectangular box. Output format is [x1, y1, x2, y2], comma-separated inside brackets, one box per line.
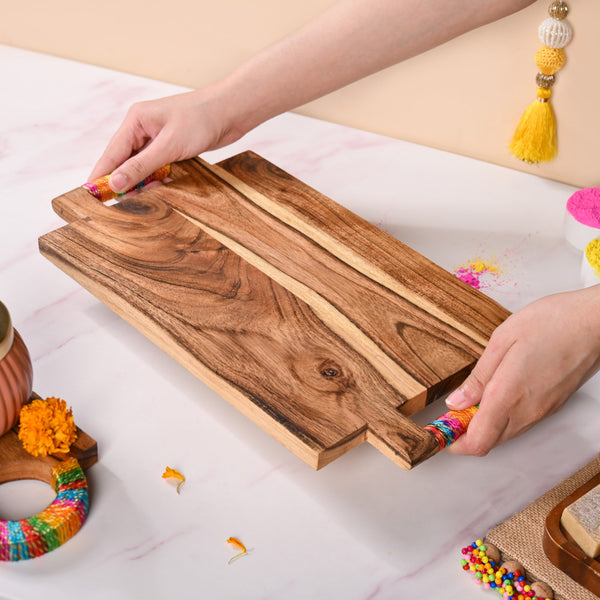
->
[2, 0, 597, 187]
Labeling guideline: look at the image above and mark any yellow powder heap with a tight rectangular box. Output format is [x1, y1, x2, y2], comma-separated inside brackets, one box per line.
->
[469, 260, 500, 275]
[585, 239, 600, 276]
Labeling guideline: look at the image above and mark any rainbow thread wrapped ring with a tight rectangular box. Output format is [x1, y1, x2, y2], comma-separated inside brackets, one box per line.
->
[83, 164, 171, 202]
[0, 457, 89, 561]
[425, 404, 479, 450]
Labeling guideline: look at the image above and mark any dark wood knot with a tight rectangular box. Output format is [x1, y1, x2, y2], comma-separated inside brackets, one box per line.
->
[320, 368, 339, 378]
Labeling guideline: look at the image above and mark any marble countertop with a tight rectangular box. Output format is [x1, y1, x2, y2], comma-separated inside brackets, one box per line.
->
[1, 44, 599, 600]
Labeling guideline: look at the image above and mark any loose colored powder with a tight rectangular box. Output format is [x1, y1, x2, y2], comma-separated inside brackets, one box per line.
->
[566, 187, 600, 228]
[454, 269, 481, 289]
[453, 258, 502, 290]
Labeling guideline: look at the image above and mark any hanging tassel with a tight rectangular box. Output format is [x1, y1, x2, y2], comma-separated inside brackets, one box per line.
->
[509, 1, 572, 164]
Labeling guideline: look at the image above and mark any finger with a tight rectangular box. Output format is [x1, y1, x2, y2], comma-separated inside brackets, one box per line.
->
[88, 108, 150, 181]
[446, 403, 509, 456]
[445, 336, 512, 410]
[89, 144, 141, 184]
[108, 131, 174, 193]
[447, 343, 525, 456]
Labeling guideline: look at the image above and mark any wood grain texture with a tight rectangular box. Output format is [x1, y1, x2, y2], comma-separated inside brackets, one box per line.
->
[215, 152, 508, 346]
[40, 152, 510, 469]
[164, 156, 509, 409]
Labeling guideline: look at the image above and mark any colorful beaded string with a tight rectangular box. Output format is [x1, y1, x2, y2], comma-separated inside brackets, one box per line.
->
[461, 540, 553, 600]
[0, 457, 89, 561]
[509, 1, 572, 164]
[424, 404, 478, 449]
[82, 164, 171, 202]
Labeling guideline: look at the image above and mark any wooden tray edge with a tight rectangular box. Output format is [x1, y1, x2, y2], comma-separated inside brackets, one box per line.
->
[543, 471, 600, 596]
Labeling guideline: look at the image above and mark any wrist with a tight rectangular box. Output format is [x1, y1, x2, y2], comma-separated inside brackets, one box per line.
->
[196, 70, 276, 153]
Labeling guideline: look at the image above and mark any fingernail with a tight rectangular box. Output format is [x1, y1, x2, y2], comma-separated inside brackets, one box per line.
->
[446, 387, 469, 410]
[109, 172, 128, 193]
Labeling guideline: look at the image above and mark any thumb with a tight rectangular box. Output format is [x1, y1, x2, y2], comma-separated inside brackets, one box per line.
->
[108, 155, 150, 194]
[445, 343, 504, 410]
[108, 140, 169, 194]
[445, 370, 485, 410]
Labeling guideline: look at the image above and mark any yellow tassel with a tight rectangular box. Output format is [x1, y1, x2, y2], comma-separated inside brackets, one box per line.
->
[509, 1, 572, 164]
[509, 87, 557, 164]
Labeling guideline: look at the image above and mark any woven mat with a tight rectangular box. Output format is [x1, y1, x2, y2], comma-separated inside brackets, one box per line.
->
[486, 453, 600, 600]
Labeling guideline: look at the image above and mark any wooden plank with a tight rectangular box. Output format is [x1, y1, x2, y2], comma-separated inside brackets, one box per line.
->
[39, 193, 438, 469]
[214, 152, 509, 345]
[161, 156, 503, 412]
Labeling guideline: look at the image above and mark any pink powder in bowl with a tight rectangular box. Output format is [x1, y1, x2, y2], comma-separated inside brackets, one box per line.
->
[566, 188, 600, 227]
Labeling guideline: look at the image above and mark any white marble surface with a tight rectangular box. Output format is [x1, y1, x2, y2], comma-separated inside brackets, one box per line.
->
[1, 44, 599, 600]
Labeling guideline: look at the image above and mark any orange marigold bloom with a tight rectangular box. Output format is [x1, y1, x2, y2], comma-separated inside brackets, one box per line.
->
[18, 397, 77, 457]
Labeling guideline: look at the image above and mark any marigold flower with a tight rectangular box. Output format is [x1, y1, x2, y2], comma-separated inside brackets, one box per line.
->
[18, 397, 77, 457]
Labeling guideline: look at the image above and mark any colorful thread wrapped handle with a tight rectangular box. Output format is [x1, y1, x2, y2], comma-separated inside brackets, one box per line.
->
[0, 457, 89, 561]
[424, 405, 479, 450]
[82, 164, 171, 202]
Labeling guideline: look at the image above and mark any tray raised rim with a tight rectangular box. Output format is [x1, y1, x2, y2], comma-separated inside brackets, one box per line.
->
[543, 470, 600, 597]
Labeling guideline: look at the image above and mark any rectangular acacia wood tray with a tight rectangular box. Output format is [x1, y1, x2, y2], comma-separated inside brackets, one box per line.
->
[38, 151, 510, 469]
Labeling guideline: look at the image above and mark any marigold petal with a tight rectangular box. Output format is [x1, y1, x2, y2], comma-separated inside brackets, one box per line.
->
[226, 537, 248, 564]
[162, 467, 185, 494]
[162, 467, 185, 481]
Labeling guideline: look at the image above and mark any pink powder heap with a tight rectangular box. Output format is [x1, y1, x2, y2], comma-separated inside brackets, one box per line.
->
[454, 267, 483, 289]
[453, 259, 501, 290]
[566, 187, 600, 228]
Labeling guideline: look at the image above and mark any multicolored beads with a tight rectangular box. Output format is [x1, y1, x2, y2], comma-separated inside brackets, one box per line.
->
[0, 457, 89, 561]
[535, 2, 571, 86]
[461, 540, 554, 600]
[82, 164, 171, 202]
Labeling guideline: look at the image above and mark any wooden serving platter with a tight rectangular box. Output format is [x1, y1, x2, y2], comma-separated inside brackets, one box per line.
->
[543, 471, 600, 597]
[38, 151, 510, 469]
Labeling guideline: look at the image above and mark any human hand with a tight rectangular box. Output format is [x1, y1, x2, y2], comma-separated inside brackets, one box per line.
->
[88, 87, 243, 193]
[445, 286, 600, 456]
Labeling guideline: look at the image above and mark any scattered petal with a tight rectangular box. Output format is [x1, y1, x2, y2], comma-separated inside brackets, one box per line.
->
[162, 466, 185, 494]
[227, 537, 247, 564]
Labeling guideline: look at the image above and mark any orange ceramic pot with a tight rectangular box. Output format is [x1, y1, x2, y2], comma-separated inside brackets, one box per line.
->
[0, 302, 33, 437]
